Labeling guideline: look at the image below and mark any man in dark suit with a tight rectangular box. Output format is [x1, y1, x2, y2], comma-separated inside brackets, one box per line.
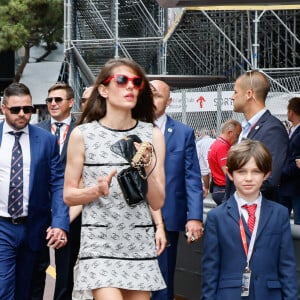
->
[31, 83, 80, 300]
[150, 80, 204, 300]
[0, 82, 69, 300]
[279, 97, 300, 224]
[229, 70, 289, 201]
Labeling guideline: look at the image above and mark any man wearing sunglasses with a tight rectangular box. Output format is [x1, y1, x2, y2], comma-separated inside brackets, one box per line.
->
[0, 82, 69, 300]
[31, 83, 80, 300]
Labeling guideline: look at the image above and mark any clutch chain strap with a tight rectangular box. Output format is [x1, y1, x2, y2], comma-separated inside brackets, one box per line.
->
[131, 142, 153, 179]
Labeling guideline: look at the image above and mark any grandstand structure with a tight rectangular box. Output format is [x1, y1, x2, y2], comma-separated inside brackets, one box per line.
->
[65, 1, 300, 90]
[65, 1, 300, 132]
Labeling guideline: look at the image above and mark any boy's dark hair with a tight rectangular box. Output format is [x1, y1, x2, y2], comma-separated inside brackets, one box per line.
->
[226, 139, 272, 175]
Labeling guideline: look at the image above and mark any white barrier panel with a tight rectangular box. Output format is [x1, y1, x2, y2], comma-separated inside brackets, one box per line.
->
[167, 91, 234, 113]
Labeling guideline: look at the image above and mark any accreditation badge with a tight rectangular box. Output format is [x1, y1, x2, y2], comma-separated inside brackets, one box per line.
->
[241, 266, 251, 297]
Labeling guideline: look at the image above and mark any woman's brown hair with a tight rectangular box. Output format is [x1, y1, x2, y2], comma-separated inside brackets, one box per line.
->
[77, 58, 155, 125]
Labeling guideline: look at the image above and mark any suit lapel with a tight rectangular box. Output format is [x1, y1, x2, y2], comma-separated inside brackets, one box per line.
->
[164, 116, 175, 146]
[227, 196, 254, 237]
[226, 196, 240, 225]
[255, 199, 273, 240]
[228, 196, 274, 239]
[290, 125, 300, 141]
[45, 120, 51, 131]
[28, 125, 41, 194]
[247, 110, 270, 139]
[60, 118, 75, 161]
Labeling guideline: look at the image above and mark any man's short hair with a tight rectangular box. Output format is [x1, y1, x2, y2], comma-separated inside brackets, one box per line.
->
[48, 82, 74, 99]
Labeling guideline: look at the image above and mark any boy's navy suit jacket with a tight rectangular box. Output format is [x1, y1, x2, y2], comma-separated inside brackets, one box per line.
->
[202, 195, 297, 300]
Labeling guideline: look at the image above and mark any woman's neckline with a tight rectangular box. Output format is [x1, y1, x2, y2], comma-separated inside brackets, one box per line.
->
[98, 120, 138, 132]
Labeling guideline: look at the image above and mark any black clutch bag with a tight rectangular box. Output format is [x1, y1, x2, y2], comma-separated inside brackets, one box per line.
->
[117, 166, 147, 207]
[110, 135, 148, 207]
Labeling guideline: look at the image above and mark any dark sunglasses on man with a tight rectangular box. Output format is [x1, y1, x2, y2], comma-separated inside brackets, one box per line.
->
[5, 106, 34, 114]
[45, 97, 70, 104]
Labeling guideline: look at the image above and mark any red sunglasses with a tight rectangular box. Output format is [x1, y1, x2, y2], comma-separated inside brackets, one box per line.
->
[103, 74, 144, 90]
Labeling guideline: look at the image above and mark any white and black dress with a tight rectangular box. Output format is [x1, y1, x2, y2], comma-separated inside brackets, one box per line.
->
[73, 120, 166, 293]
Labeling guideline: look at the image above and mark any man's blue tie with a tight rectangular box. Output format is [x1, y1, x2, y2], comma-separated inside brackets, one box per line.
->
[8, 131, 24, 218]
[55, 122, 63, 144]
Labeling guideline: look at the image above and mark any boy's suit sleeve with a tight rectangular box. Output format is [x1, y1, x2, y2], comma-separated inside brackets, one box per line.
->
[278, 208, 298, 300]
[202, 211, 220, 300]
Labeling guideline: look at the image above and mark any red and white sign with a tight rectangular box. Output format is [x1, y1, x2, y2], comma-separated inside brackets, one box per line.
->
[167, 91, 234, 113]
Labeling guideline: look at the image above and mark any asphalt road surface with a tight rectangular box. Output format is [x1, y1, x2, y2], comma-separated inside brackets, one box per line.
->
[43, 248, 55, 300]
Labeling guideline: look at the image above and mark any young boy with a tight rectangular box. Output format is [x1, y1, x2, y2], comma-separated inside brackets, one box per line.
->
[202, 139, 298, 300]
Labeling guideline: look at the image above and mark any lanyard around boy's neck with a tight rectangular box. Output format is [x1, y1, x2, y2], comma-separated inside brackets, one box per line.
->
[238, 204, 260, 268]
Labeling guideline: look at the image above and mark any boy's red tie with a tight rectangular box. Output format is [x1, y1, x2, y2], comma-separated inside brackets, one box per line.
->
[242, 204, 257, 233]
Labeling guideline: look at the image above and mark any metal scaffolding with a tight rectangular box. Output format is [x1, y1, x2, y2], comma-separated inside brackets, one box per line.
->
[164, 8, 300, 80]
[64, 0, 300, 95]
[65, 1, 162, 84]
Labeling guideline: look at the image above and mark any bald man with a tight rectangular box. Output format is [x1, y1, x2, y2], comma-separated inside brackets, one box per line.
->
[150, 80, 204, 300]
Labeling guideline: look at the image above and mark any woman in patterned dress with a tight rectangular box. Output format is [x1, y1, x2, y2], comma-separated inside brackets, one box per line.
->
[64, 58, 166, 300]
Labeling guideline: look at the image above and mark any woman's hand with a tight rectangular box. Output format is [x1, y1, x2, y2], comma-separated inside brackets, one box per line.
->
[96, 170, 117, 197]
[155, 223, 168, 256]
[296, 158, 300, 169]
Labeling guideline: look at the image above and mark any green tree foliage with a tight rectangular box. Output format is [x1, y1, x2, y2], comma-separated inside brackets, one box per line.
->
[0, 0, 63, 81]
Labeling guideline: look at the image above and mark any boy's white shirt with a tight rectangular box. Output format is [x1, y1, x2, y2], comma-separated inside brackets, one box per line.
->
[234, 192, 262, 267]
[234, 191, 262, 223]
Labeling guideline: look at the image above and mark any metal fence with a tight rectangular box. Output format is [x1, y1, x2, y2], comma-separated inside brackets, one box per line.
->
[69, 59, 300, 134]
[168, 75, 300, 136]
